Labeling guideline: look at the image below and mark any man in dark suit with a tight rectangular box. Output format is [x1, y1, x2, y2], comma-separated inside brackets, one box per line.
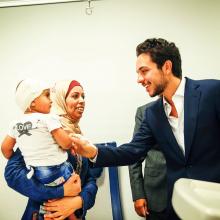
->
[129, 103, 167, 220]
[72, 38, 220, 219]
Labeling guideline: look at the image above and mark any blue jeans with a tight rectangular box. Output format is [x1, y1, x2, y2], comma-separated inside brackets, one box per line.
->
[34, 161, 74, 186]
[34, 161, 74, 215]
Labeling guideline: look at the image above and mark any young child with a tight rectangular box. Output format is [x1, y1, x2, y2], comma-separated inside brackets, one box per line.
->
[1, 78, 75, 187]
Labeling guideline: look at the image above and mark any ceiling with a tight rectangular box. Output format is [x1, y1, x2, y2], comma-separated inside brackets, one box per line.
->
[0, 0, 101, 8]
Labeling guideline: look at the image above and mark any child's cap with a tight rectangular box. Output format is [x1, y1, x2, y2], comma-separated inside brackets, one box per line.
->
[15, 78, 50, 112]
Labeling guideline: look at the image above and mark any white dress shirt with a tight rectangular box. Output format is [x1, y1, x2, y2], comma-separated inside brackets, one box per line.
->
[163, 78, 186, 155]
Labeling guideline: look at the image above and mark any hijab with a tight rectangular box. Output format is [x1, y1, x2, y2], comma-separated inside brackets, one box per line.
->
[51, 79, 83, 174]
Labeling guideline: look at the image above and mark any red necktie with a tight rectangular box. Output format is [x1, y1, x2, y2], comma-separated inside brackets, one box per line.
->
[169, 100, 178, 118]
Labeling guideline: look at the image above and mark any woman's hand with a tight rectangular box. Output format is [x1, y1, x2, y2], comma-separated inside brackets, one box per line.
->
[44, 214, 79, 220]
[63, 174, 81, 197]
[43, 196, 83, 220]
[44, 215, 79, 220]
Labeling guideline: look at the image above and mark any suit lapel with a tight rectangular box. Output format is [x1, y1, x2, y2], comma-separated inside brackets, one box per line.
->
[184, 78, 201, 161]
[150, 99, 185, 162]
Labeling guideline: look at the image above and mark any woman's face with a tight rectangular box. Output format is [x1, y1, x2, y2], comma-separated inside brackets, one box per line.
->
[65, 86, 85, 121]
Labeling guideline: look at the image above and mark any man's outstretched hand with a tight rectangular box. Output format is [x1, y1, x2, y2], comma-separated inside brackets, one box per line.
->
[71, 134, 98, 159]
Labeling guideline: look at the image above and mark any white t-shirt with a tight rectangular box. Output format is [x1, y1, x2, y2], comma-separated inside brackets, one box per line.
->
[8, 113, 68, 167]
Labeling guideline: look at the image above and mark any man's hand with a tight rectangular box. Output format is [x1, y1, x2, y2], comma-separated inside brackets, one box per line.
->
[63, 174, 81, 197]
[134, 198, 149, 217]
[71, 134, 98, 159]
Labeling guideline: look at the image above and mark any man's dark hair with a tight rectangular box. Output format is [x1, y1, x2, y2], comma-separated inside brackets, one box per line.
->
[136, 38, 182, 78]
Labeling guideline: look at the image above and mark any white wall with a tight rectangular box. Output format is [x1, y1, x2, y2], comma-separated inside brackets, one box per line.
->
[0, 0, 220, 219]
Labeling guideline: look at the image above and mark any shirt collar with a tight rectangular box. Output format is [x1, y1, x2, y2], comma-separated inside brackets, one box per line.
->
[175, 77, 185, 97]
[163, 77, 186, 106]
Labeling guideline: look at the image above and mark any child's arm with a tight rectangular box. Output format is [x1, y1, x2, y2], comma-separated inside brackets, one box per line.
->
[1, 135, 16, 159]
[51, 128, 72, 150]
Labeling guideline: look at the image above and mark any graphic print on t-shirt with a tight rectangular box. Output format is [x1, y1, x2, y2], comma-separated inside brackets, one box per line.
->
[14, 121, 33, 137]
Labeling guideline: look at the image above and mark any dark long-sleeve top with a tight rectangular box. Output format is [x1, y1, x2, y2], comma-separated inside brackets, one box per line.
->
[4, 148, 100, 220]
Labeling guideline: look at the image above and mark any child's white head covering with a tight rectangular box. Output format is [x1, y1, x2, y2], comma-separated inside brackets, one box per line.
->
[15, 78, 49, 112]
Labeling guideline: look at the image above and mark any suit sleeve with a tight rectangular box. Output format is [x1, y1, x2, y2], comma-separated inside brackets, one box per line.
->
[95, 108, 155, 167]
[4, 148, 63, 202]
[128, 107, 146, 201]
[216, 82, 220, 122]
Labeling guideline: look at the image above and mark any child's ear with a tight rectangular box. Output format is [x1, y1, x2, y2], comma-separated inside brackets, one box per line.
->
[30, 101, 35, 107]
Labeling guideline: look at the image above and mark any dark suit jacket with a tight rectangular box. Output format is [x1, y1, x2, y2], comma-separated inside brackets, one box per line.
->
[129, 103, 167, 212]
[95, 77, 220, 217]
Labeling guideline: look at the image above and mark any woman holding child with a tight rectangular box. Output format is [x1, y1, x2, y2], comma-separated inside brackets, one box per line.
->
[4, 79, 102, 220]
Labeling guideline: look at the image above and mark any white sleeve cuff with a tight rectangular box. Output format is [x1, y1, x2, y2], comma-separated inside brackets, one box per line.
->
[89, 149, 98, 163]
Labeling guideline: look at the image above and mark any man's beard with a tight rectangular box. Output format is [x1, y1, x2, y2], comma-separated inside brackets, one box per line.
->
[150, 79, 167, 97]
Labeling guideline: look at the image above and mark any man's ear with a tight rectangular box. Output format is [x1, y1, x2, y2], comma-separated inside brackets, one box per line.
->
[162, 60, 172, 75]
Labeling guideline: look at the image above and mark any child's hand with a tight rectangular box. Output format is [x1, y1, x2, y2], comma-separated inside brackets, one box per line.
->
[70, 147, 76, 156]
